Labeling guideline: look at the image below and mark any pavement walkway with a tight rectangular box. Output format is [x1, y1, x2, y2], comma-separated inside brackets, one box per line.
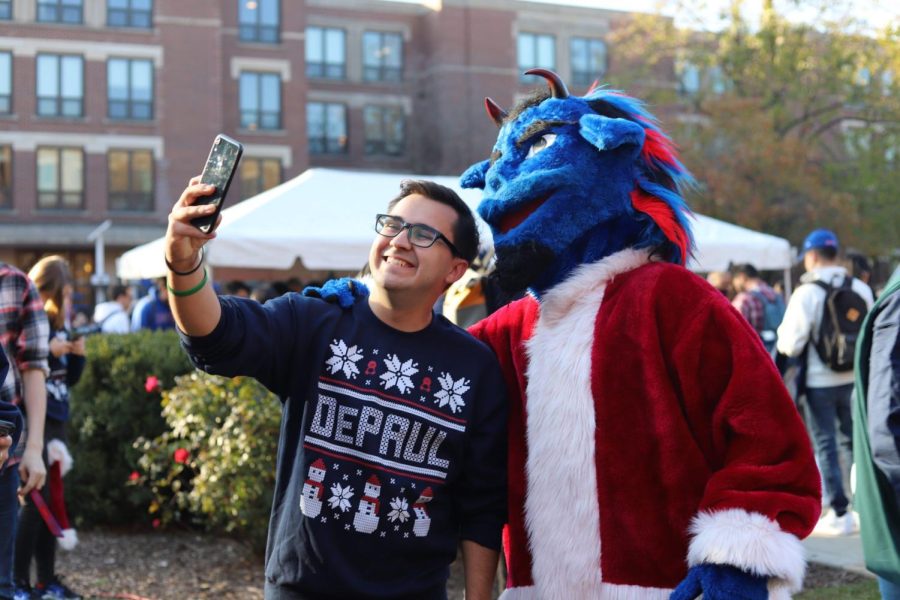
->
[803, 529, 872, 577]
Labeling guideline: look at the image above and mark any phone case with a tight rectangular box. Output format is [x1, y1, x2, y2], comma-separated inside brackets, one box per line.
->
[191, 133, 244, 233]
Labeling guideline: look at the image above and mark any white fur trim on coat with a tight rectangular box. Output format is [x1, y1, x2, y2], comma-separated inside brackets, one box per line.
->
[523, 249, 652, 599]
[46, 439, 73, 476]
[688, 508, 806, 593]
[499, 583, 672, 600]
[58, 528, 78, 550]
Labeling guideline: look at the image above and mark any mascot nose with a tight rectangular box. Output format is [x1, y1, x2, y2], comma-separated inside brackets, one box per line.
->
[485, 165, 505, 192]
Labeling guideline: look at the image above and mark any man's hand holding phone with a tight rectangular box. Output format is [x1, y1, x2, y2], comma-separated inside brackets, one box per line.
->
[165, 177, 221, 271]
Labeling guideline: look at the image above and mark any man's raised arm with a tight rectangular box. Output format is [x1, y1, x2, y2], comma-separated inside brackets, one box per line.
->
[165, 176, 223, 336]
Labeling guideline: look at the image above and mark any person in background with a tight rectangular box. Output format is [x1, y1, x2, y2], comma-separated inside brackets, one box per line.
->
[130, 278, 175, 332]
[225, 281, 251, 298]
[92, 285, 132, 334]
[777, 229, 875, 536]
[0, 261, 49, 600]
[853, 269, 900, 599]
[0, 347, 19, 475]
[15, 256, 86, 600]
[706, 270, 733, 299]
[731, 263, 785, 355]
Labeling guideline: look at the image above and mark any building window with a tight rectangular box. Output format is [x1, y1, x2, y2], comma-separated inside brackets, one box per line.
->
[107, 0, 152, 28]
[0, 1, 11, 20]
[108, 58, 154, 120]
[307, 102, 347, 155]
[0, 146, 10, 209]
[364, 106, 404, 156]
[238, 0, 279, 44]
[240, 157, 281, 199]
[239, 71, 281, 130]
[0, 52, 10, 114]
[108, 149, 153, 211]
[36, 147, 83, 210]
[36, 54, 83, 118]
[518, 33, 555, 83]
[37, 0, 82, 24]
[362, 31, 402, 83]
[306, 27, 346, 80]
[570, 38, 607, 87]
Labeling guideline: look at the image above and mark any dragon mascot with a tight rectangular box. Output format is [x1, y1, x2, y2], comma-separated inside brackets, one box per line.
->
[460, 70, 821, 599]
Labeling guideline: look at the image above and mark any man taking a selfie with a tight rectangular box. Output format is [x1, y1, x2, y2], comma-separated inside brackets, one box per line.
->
[164, 177, 507, 600]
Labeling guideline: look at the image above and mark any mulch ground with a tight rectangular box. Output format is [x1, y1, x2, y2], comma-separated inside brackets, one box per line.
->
[53, 529, 869, 600]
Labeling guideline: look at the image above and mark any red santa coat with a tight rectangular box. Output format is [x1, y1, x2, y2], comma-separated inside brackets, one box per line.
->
[469, 249, 820, 600]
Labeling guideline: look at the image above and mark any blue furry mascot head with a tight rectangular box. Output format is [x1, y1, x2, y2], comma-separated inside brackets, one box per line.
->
[461, 69, 695, 295]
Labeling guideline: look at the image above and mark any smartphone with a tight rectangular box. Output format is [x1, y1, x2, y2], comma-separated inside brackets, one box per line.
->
[0, 419, 14, 437]
[190, 134, 244, 233]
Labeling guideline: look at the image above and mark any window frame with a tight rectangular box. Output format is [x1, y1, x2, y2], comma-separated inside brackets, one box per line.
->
[36, 53, 84, 118]
[107, 148, 155, 212]
[239, 71, 282, 131]
[107, 0, 153, 29]
[36, 0, 83, 24]
[36, 146, 85, 211]
[570, 37, 607, 87]
[305, 26, 347, 80]
[362, 31, 403, 83]
[107, 57, 154, 121]
[0, 51, 11, 115]
[239, 156, 282, 199]
[306, 102, 348, 155]
[363, 105, 405, 157]
[517, 32, 556, 83]
[0, 145, 11, 210]
[238, 0, 281, 44]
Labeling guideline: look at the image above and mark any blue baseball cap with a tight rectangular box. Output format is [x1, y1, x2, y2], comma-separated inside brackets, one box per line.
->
[799, 229, 839, 259]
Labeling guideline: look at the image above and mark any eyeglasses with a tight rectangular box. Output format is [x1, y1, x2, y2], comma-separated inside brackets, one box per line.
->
[374, 214, 462, 258]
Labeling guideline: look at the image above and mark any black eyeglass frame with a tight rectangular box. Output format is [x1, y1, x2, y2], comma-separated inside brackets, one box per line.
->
[374, 214, 462, 258]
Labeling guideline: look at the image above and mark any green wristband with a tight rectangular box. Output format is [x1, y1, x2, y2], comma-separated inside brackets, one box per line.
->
[167, 267, 208, 297]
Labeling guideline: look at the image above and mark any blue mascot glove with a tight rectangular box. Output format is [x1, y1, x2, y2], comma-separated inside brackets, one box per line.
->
[302, 277, 369, 309]
[670, 564, 769, 600]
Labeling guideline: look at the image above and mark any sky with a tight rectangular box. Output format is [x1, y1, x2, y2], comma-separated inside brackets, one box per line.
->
[533, 0, 898, 30]
[382, 0, 898, 31]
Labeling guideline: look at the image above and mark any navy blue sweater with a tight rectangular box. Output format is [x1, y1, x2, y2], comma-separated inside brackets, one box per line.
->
[181, 294, 508, 599]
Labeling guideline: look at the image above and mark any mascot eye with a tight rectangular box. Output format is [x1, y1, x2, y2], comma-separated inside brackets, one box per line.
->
[526, 133, 557, 159]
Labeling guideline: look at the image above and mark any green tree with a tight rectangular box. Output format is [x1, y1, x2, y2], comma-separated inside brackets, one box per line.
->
[607, 0, 900, 255]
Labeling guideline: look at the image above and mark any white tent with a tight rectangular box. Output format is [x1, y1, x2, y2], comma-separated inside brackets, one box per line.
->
[688, 214, 792, 273]
[117, 168, 792, 282]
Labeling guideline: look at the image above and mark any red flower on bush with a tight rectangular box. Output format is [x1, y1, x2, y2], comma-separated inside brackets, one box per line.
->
[152, 518, 161, 529]
[144, 375, 160, 393]
[173, 448, 189, 464]
[128, 471, 140, 482]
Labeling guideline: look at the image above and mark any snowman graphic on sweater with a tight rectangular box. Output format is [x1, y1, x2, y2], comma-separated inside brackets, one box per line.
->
[353, 474, 382, 534]
[412, 487, 433, 537]
[300, 458, 327, 518]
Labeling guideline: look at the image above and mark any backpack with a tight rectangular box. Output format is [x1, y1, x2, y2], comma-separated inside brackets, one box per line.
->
[811, 277, 868, 372]
[749, 289, 786, 352]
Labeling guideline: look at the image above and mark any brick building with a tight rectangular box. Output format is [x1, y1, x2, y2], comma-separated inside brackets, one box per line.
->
[0, 0, 670, 303]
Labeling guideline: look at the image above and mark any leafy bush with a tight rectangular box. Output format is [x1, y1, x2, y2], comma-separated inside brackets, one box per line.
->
[135, 371, 280, 549]
[68, 330, 194, 527]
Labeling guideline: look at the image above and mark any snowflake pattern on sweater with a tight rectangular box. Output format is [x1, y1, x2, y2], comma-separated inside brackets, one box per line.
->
[306, 335, 478, 539]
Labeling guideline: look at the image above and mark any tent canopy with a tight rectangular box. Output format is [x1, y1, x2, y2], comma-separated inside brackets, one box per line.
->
[117, 168, 792, 279]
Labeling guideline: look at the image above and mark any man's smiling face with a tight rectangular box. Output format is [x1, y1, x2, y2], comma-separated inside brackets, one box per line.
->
[368, 193, 466, 302]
